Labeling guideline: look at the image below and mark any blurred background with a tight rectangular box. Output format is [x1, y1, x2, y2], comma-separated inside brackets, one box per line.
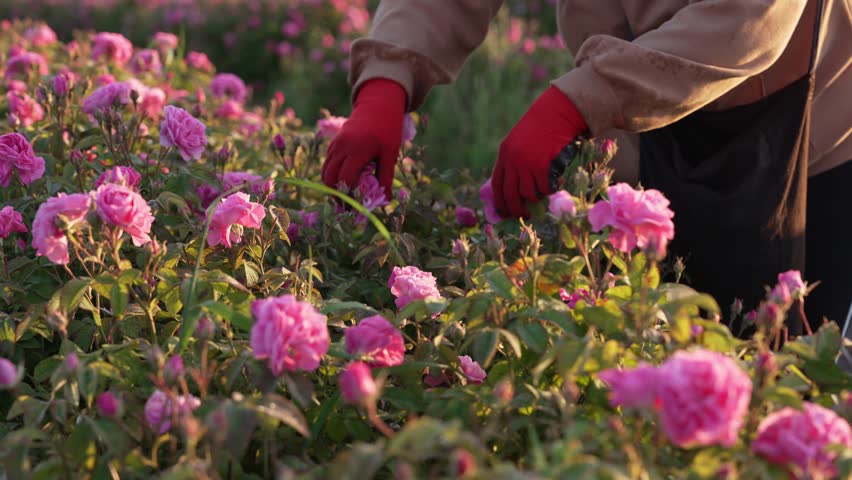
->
[0, 0, 574, 174]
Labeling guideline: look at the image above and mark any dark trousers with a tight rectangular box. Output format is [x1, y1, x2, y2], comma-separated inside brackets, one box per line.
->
[805, 159, 852, 331]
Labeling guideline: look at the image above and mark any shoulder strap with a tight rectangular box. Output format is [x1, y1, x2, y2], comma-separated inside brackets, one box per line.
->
[808, 0, 826, 74]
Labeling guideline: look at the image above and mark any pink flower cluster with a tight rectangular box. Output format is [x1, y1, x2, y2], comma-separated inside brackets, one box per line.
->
[559, 288, 595, 309]
[92, 32, 134, 65]
[769, 270, 808, 305]
[129, 49, 162, 76]
[144, 389, 201, 435]
[345, 315, 405, 367]
[598, 349, 752, 448]
[82, 80, 136, 115]
[589, 183, 675, 257]
[5, 52, 48, 79]
[388, 266, 442, 311]
[207, 192, 265, 247]
[355, 168, 389, 212]
[250, 295, 330, 376]
[7, 91, 44, 127]
[209, 73, 247, 103]
[0, 133, 45, 186]
[752, 402, 852, 479]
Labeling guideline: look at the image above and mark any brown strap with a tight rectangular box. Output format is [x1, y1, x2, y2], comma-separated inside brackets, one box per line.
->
[808, 0, 826, 75]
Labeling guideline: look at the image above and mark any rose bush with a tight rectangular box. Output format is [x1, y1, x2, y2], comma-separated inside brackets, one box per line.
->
[0, 19, 849, 480]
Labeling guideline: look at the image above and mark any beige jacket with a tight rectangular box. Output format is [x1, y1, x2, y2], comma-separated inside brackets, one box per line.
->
[349, 0, 851, 178]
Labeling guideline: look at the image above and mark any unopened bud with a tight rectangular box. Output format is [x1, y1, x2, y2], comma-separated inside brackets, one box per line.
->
[730, 298, 744, 318]
[47, 309, 69, 337]
[599, 138, 617, 161]
[129, 89, 140, 105]
[64, 353, 79, 373]
[164, 355, 185, 383]
[573, 168, 589, 192]
[452, 238, 469, 259]
[494, 379, 514, 405]
[272, 133, 286, 153]
[194, 316, 216, 340]
[591, 168, 612, 192]
[69, 149, 84, 164]
[96, 391, 122, 418]
[757, 351, 777, 377]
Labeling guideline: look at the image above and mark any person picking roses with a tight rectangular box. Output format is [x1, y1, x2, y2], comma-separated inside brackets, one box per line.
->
[322, 0, 850, 334]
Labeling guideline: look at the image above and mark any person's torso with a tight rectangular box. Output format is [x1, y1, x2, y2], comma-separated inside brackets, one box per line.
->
[556, 0, 852, 174]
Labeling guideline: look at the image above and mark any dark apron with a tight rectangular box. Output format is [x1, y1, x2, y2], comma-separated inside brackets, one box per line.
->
[638, 0, 824, 336]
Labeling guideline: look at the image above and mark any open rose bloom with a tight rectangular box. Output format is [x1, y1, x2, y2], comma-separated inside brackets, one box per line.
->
[32, 193, 93, 265]
[250, 295, 329, 376]
[207, 192, 266, 247]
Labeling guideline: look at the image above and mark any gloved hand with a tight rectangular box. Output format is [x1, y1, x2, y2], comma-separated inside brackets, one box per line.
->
[321, 78, 407, 201]
[491, 85, 588, 218]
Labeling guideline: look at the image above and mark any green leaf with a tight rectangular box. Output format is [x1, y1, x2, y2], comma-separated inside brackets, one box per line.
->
[253, 393, 309, 437]
[814, 322, 841, 361]
[74, 134, 105, 151]
[485, 267, 519, 300]
[320, 301, 379, 316]
[58, 277, 93, 312]
[202, 300, 252, 332]
[472, 329, 499, 367]
[513, 322, 549, 354]
[110, 282, 129, 320]
[498, 328, 524, 358]
[763, 385, 803, 409]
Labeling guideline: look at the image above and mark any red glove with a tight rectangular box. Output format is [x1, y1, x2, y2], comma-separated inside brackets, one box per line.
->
[321, 78, 407, 200]
[492, 85, 588, 218]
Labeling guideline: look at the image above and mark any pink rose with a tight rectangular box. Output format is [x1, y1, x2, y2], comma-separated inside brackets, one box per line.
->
[656, 350, 752, 448]
[774, 270, 807, 302]
[250, 294, 330, 376]
[597, 362, 659, 409]
[0, 206, 27, 239]
[401, 114, 417, 143]
[388, 265, 442, 310]
[144, 389, 201, 435]
[95, 166, 142, 190]
[196, 183, 220, 210]
[129, 49, 162, 76]
[152, 32, 179, 53]
[92, 33, 134, 65]
[459, 355, 486, 384]
[52, 73, 69, 97]
[139, 87, 166, 119]
[0, 132, 45, 186]
[159, 105, 207, 161]
[207, 192, 265, 247]
[455, 206, 478, 227]
[599, 349, 752, 448]
[344, 315, 405, 367]
[339, 361, 377, 405]
[479, 179, 503, 224]
[95, 183, 154, 246]
[214, 100, 244, 120]
[186, 51, 214, 72]
[239, 112, 264, 138]
[7, 91, 44, 127]
[24, 25, 57, 47]
[752, 403, 852, 479]
[356, 168, 389, 212]
[82, 81, 133, 116]
[4, 52, 48, 79]
[209, 73, 247, 103]
[589, 183, 675, 257]
[548, 190, 576, 218]
[316, 116, 347, 140]
[32, 193, 93, 265]
[0, 357, 22, 389]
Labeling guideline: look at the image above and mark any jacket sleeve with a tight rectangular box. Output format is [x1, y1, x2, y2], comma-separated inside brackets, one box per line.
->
[348, 0, 504, 111]
[553, 0, 809, 135]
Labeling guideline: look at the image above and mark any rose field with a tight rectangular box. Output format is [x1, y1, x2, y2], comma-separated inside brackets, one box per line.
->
[0, 3, 851, 480]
